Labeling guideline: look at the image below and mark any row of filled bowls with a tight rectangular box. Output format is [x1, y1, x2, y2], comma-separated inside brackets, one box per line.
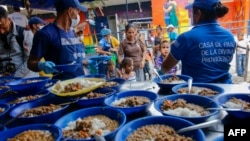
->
[0, 89, 249, 140]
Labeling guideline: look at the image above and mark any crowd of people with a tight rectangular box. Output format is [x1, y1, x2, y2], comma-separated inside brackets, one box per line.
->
[0, 0, 246, 84]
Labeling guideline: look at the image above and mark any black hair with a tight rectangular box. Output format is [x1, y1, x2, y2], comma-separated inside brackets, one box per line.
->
[156, 25, 162, 31]
[193, 2, 229, 20]
[107, 60, 115, 66]
[0, 6, 8, 19]
[125, 23, 136, 32]
[121, 58, 133, 69]
[159, 40, 170, 49]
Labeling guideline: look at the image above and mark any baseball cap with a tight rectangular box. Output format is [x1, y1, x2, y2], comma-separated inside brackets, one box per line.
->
[167, 24, 174, 29]
[28, 17, 46, 26]
[186, 0, 220, 11]
[101, 28, 111, 36]
[54, 0, 87, 12]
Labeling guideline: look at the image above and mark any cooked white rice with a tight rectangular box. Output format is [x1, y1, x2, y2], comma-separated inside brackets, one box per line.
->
[163, 107, 201, 117]
[224, 101, 243, 109]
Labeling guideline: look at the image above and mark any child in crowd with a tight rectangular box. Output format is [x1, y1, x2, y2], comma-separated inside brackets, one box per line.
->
[143, 49, 153, 81]
[120, 58, 136, 82]
[106, 60, 121, 79]
[155, 40, 178, 75]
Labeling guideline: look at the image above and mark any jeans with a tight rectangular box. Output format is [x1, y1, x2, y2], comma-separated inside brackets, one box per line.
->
[236, 54, 246, 76]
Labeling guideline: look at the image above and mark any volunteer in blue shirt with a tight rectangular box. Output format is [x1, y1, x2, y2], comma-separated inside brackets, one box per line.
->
[161, 0, 236, 83]
[28, 0, 88, 80]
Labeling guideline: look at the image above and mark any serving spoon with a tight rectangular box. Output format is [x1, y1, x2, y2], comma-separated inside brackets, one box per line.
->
[153, 68, 163, 81]
[188, 78, 193, 94]
[177, 119, 221, 133]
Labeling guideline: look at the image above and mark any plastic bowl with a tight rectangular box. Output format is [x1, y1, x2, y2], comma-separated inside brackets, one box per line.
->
[102, 78, 126, 92]
[9, 96, 70, 124]
[214, 93, 250, 119]
[76, 87, 116, 107]
[54, 64, 79, 72]
[154, 94, 220, 123]
[0, 89, 50, 107]
[5, 76, 50, 93]
[153, 74, 192, 92]
[172, 83, 225, 98]
[115, 116, 206, 141]
[104, 90, 158, 116]
[78, 74, 106, 79]
[54, 106, 126, 141]
[0, 124, 62, 141]
[0, 103, 10, 118]
[0, 76, 21, 86]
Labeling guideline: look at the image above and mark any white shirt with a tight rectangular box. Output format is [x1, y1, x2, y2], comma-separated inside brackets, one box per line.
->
[9, 12, 28, 27]
[237, 39, 248, 54]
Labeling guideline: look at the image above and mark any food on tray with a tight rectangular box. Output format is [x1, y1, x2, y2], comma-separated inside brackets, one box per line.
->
[0, 86, 9, 90]
[52, 79, 103, 93]
[101, 81, 119, 88]
[161, 98, 210, 117]
[127, 124, 193, 141]
[8, 94, 45, 105]
[80, 91, 107, 99]
[63, 115, 118, 140]
[0, 107, 5, 114]
[178, 86, 219, 96]
[224, 97, 250, 110]
[162, 76, 186, 84]
[20, 79, 43, 84]
[7, 130, 54, 141]
[20, 104, 62, 118]
[111, 96, 150, 107]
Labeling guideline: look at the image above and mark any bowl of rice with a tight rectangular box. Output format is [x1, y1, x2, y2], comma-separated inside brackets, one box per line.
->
[214, 93, 250, 119]
[100, 78, 126, 92]
[115, 116, 206, 141]
[0, 124, 62, 141]
[75, 87, 117, 107]
[104, 90, 158, 116]
[153, 74, 192, 92]
[172, 83, 225, 98]
[54, 106, 126, 141]
[154, 94, 220, 123]
[9, 96, 70, 124]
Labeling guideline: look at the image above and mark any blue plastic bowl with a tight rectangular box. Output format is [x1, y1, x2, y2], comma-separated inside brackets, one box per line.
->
[0, 76, 21, 86]
[0, 124, 62, 141]
[104, 90, 158, 116]
[9, 96, 69, 124]
[0, 89, 50, 107]
[54, 106, 126, 141]
[5, 76, 50, 93]
[0, 103, 10, 119]
[153, 74, 192, 91]
[115, 116, 206, 141]
[0, 86, 10, 95]
[77, 74, 106, 79]
[104, 78, 126, 92]
[154, 94, 220, 123]
[172, 83, 225, 98]
[214, 93, 250, 119]
[76, 88, 116, 107]
[213, 135, 224, 141]
[54, 64, 79, 72]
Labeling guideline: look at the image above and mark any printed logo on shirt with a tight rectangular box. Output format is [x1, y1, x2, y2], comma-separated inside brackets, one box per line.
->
[61, 38, 82, 46]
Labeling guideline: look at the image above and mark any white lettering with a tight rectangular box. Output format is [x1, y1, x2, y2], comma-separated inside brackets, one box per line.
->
[241, 129, 246, 136]
[228, 129, 235, 136]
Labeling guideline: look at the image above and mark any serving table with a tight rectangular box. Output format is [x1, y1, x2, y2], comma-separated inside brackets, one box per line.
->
[120, 81, 250, 141]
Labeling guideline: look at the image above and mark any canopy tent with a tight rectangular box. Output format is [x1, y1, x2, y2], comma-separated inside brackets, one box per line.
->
[0, 0, 94, 10]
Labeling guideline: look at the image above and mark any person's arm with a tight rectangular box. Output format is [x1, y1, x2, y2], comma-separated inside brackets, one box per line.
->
[161, 53, 179, 73]
[139, 39, 147, 69]
[118, 42, 124, 65]
[27, 54, 42, 72]
[116, 69, 122, 78]
[163, 4, 173, 13]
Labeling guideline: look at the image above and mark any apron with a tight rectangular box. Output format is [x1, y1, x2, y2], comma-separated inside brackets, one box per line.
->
[52, 23, 85, 80]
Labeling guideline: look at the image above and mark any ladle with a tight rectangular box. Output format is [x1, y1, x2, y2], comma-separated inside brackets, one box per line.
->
[153, 68, 163, 81]
[177, 119, 220, 133]
[188, 78, 193, 94]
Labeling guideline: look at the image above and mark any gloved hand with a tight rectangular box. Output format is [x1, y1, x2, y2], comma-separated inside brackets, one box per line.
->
[38, 61, 58, 74]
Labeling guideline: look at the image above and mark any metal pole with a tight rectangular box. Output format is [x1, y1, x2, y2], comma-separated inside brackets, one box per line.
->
[244, 45, 249, 82]
[126, 0, 129, 22]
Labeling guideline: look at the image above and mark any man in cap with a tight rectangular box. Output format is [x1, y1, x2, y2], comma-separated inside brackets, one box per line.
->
[28, 16, 46, 35]
[28, 0, 89, 80]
